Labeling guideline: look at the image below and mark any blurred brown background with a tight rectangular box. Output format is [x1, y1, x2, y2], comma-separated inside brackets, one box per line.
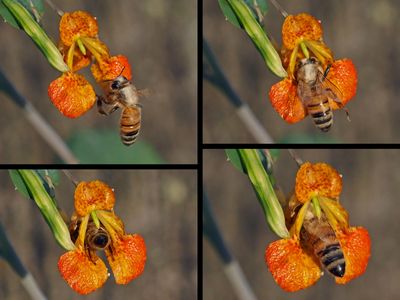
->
[0, 169, 197, 299]
[204, 0, 400, 143]
[204, 149, 400, 299]
[0, 0, 197, 163]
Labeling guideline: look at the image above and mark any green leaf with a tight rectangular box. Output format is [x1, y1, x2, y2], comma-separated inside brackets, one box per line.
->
[2, 0, 68, 72]
[67, 129, 165, 164]
[17, 170, 75, 251]
[226, 0, 287, 78]
[0, 0, 44, 28]
[0, 1, 20, 28]
[238, 149, 289, 238]
[219, 0, 268, 28]
[225, 149, 246, 173]
[218, 0, 241, 28]
[8, 170, 30, 199]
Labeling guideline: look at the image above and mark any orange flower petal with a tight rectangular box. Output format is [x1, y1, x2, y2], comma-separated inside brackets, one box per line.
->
[91, 55, 132, 82]
[59, 11, 98, 46]
[336, 227, 371, 284]
[327, 59, 358, 109]
[269, 78, 307, 123]
[48, 72, 96, 118]
[265, 238, 321, 292]
[295, 162, 342, 203]
[58, 250, 108, 295]
[74, 180, 116, 217]
[282, 13, 323, 50]
[106, 234, 147, 284]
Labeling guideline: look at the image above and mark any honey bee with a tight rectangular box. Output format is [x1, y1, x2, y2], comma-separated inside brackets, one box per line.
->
[69, 215, 111, 260]
[286, 196, 346, 278]
[97, 72, 147, 146]
[296, 57, 349, 132]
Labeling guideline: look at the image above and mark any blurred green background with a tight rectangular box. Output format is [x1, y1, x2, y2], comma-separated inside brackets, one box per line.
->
[204, 0, 400, 143]
[204, 149, 400, 299]
[0, 169, 197, 299]
[0, 0, 197, 163]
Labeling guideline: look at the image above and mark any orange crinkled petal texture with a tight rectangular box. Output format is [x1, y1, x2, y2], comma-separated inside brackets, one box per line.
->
[58, 250, 108, 295]
[295, 162, 342, 203]
[269, 78, 307, 123]
[91, 55, 132, 82]
[74, 180, 116, 217]
[265, 238, 321, 292]
[336, 227, 371, 284]
[60, 11, 98, 46]
[327, 59, 358, 110]
[106, 234, 147, 284]
[282, 13, 323, 50]
[48, 72, 96, 118]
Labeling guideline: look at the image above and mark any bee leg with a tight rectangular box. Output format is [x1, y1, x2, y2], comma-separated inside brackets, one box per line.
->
[97, 96, 119, 116]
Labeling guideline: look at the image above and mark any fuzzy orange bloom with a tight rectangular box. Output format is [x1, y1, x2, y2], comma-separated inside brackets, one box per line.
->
[48, 72, 96, 118]
[265, 162, 370, 292]
[91, 54, 132, 82]
[269, 78, 307, 123]
[295, 162, 342, 203]
[269, 59, 357, 123]
[282, 13, 323, 50]
[265, 238, 321, 292]
[106, 234, 147, 284]
[336, 227, 371, 284]
[58, 250, 108, 295]
[59, 11, 98, 47]
[74, 180, 116, 217]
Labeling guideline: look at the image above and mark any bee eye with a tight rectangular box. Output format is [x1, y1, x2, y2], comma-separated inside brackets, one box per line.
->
[111, 81, 120, 90]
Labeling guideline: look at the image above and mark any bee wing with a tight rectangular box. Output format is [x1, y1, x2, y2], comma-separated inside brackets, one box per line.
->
[321, 74, 345, 107]
[138, 88, 151, 98]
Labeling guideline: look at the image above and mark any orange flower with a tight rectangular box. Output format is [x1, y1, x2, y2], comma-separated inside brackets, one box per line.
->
[295, 162, 342, 203]
[265, 162, 370, 292]
[269, 13, 357, 126]
[58, 180, 146, 294]
[48, 72, 96, 118]
[282, 13, 323, 50]
[91, 54, 132, 82]
[74, 180, 115, 217]
[59, 11, 98, 47]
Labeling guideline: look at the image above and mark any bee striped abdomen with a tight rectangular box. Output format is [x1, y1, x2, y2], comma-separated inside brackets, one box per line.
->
[300, 213, 346, 278]
[317, 242, 346, 277]
[120, 106, 141, 146]
[307, 98, 333, 132]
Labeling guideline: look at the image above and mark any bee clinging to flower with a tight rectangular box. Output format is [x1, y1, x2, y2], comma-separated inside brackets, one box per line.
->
[269, 13, 357, 131]
[265, 162, 370, 292]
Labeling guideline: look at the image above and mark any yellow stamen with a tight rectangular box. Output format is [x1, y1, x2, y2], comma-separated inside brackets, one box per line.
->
[311, 197, 321, 219]
[80, 37, 107, 65]
[67, 41, 76, 70]
[76, 214, 89, 249]
[76, 38, 86, 55]
[91, 211, 100, 228]
[288, 44, 299, 78]
[290, 200, 310, 238]
[300, 42, 309, 58]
